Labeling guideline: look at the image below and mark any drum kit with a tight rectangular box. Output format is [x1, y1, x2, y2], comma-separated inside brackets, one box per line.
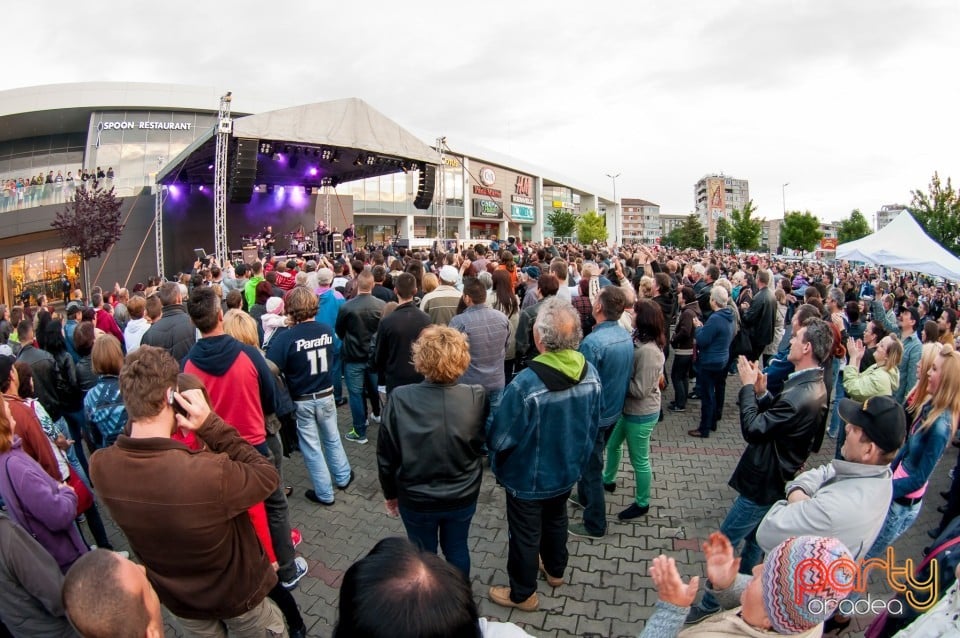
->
[286, 230, 315, 254]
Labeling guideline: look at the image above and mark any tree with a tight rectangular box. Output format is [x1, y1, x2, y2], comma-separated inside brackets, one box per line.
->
[729, 200, 763, 251]
[51, 184, 124, 295]
[664, 214, 707, 249]
[713, 218, 732, 249]
[576, 210, 608, 244]
[909, 172, 960, 255]
[779, 211, 822, 253]
[547, 208, 577, 239]
[837, 208, 872, 244]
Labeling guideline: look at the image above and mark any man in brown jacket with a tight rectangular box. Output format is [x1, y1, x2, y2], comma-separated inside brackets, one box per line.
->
[90, 346, 285, 636]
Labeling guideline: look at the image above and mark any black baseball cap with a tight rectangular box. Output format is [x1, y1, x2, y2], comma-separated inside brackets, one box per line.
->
[838, 396, 906, 453]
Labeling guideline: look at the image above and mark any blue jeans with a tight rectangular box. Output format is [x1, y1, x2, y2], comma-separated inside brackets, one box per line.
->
[865, 500, 922, 560]
[699, 495, 771, 611]
[577, 425, 614, 535]
[331, 350, 343, 403]
[484, 387, 503, 431]
[294, 396, 351, 503]
[698, 366, 726, 436]
[399, 501, 477, 578]
[344, 362, 378, 436]
[827, 358, 843, 438]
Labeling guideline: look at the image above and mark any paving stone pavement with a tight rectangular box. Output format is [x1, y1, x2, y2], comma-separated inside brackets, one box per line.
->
[91, 375, 955, 638]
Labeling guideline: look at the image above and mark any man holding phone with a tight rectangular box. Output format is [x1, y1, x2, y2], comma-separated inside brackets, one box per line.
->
[89, 345, 286, 635]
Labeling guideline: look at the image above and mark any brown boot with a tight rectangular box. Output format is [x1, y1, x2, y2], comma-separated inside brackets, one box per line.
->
[539, 557, 564, 587]
[488, 586, 539, 611]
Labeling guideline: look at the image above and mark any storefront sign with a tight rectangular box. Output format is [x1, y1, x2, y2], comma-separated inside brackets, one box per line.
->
[473, 185, 502, 198]
[473, 199, 502, 219]
[552, 200, 574, 210]
[515, 176, 532, 197]
[511, 194, 534, 206]
[511, 204, 534, 223]
[97, 120, 193, 131]
[444, 157, 461, 168]
[479, 167, 496, 186]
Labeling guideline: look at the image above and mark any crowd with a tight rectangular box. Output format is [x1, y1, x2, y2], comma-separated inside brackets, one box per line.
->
[0, 167, 114, 210]
[0, 235, 958, 636]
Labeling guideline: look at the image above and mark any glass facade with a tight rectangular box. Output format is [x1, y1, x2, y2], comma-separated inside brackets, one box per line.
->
[0, 133, 86, 212]
[4, 249, 80, 305]
[348, 165, 463, 237]
[87, 110, 217, 198]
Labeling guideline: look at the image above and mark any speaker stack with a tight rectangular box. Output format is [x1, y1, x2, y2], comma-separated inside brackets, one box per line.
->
[413, 163, 436, 210]
[229, 138, 258, 204]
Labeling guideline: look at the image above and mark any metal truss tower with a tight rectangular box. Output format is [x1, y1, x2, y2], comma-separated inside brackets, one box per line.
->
[154, 188, 164, 277]
[436, 136, 446, 240]
[213, 92, 233, 263]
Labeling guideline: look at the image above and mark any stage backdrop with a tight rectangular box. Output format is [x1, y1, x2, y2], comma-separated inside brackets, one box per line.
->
[161, 189, 354, 274]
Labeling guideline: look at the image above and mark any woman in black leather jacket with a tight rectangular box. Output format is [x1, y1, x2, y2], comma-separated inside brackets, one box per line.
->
[377, 325, 487, 578]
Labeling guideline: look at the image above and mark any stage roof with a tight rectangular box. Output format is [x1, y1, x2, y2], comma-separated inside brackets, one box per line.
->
[156, 97, 441, 189]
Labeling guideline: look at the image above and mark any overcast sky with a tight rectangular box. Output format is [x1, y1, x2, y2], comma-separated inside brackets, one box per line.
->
[7, 0, 959, 222]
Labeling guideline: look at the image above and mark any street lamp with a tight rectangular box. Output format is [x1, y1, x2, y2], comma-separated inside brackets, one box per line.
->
[782, 182, 790, 217]
[606, 173, 620, 244]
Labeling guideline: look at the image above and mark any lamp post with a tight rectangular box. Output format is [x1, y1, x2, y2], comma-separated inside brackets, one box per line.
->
[782, 182, 789, 217]
[606, 173, 620, 245]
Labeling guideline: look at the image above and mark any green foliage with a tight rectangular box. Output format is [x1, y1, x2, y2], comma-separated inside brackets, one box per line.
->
[909, 172, 960, 255]
[837, 209, 872, 244]
[713, 218, 732, 249]
[729, 200, 763, 251]
[576, 210, 608, 244]
[665, 214, 707, 249]
[547, 208, 577, 239]
[780, 211, 823, 253]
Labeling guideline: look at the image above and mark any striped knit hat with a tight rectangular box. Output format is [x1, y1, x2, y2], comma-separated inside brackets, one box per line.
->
[761, 536, 855, 634]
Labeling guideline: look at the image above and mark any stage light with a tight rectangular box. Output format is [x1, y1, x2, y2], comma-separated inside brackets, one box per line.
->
[321, 148, 337, 162]
[366, 155, 377, 166]
[169, 184, 180, 197]
[313, 149, 320, 158]
[309, 167, 318, 176]
[260, 142, 272, 154]
[277, 186, 285, 194]
[198, 185, 204, 191]
[284, 145, 291, 153]
[354, 155, 364, 167]
[289, 153, 299, 169]
[207, 164, 214, 170]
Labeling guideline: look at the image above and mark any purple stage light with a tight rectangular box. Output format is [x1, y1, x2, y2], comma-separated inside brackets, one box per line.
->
[207, 164, 213, 170]
[198, 185, 204, 191]
[309, 167, 318, 176]
[168, 184, 180, 197]
[290, 186, 305, 204]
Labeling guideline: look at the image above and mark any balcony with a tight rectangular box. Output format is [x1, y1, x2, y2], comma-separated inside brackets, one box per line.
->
[1, 177, 148, 213]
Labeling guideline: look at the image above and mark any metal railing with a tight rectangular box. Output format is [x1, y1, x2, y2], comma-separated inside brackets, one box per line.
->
[0, 177, 150, 212]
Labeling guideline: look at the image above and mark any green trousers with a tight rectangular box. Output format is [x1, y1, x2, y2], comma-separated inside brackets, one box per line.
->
[601, 412, 659, 507]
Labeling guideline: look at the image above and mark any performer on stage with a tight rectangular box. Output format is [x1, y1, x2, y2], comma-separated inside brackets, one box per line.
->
[262, 225, 276, 258]
[316, 220, 331, 254]
[342, 223, 355, 254]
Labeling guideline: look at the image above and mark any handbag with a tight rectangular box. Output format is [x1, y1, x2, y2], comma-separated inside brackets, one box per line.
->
[65, 471, 94, 515]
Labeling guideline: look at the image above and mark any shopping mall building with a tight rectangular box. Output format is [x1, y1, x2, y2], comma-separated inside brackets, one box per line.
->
[0, 82, 612, 306]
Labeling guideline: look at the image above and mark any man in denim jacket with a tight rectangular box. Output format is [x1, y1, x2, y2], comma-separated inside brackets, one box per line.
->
[487, 297, 602, 612]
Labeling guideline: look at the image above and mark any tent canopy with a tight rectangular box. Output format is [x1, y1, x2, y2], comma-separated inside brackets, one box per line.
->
[835, 211, 960, 280]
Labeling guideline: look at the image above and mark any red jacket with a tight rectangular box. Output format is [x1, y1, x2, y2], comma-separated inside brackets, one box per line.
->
[94, 308, 125, 345]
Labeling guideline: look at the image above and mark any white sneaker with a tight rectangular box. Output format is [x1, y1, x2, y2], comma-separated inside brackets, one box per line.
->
[368, 414, 381, 425]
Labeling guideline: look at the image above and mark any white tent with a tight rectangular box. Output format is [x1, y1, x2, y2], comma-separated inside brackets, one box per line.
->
[232, 97, 441, 165]
[835, 211, 960, 280]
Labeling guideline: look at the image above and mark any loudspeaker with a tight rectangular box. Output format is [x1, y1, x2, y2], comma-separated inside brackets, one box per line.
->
[413, 163, 436, 210]
[242, 247, 259, 263]
[229, 138, 259, 204]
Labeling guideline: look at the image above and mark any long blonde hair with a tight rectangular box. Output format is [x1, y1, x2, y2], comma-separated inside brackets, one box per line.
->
[917, 344, 960, 435]
[908, 342, 943, 418]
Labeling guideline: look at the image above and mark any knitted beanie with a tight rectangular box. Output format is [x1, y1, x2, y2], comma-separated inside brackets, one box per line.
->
[761, 536, 855, 634]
